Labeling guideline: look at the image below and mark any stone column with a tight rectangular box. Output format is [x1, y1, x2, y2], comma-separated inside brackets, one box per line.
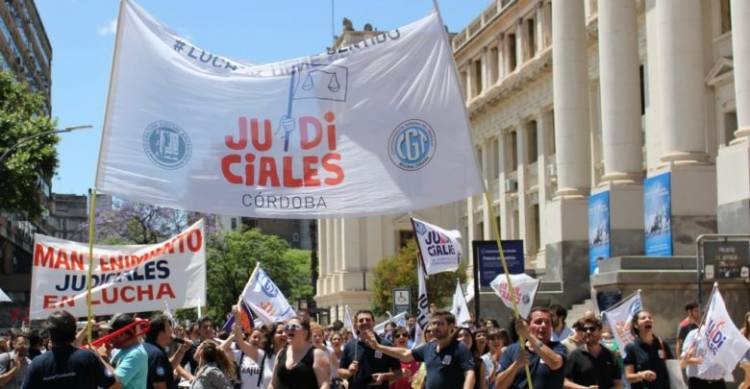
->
[497, 34, 505, 80]
[552, 0, 590, 197]
[716, 0, 750, 233]
[732, 0, 750, 139]
[480, 47, 489, 95]
[655, 0, 708, 163]
[598, 0, 642, 182]
[316, 219, 327, 294]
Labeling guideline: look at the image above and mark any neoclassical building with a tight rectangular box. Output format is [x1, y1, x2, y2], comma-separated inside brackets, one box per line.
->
[316, 0, 748, 320]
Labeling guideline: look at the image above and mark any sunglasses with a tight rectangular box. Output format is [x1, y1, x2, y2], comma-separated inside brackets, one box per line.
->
[284, 323, 303, 333]
[581, 326, 598, 333]
[395, 333, 409, 338]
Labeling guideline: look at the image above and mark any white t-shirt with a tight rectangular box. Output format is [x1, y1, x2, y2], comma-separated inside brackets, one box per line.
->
[233, 348, 270, 389]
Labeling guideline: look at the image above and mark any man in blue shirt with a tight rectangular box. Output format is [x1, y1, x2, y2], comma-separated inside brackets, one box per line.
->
[105, 313, 149, 389]
[495, 307, 567, 389]
[22, 310, 117, 389]
[363, 310, 475, 389]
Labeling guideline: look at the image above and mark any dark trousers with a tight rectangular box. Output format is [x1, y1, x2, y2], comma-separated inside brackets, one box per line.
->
[687, 377, 726, 389]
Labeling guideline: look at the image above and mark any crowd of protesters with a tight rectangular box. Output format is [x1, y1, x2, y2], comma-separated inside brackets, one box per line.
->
[1, 303, 749, 389]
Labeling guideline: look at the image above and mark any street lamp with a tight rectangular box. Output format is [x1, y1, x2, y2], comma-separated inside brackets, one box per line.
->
[0, 124, 93, 165]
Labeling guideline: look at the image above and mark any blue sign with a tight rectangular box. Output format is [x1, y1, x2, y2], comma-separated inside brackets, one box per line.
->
[596, 290, 622, 312]
[588, 190, 611, 275]
[644, 172, 673, 256]
[473, 240, 524, 287]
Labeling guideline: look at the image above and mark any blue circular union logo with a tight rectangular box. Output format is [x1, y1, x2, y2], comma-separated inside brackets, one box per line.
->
[142, 121, 192, 169]
[388, 119, 436, 171]
[261, 277, 279, 298]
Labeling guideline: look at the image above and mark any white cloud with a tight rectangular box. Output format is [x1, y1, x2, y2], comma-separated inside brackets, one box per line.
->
[97, 18, 117, 36]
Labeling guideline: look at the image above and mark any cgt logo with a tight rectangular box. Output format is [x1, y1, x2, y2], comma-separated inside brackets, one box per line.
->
[388, 119, 436, 171]
[143, 121, 192, 169]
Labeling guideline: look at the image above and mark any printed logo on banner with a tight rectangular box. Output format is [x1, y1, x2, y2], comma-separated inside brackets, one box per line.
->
[389, 119, 436, 171]
[260, 274, 279, 298]
[143, 121, 192, 169]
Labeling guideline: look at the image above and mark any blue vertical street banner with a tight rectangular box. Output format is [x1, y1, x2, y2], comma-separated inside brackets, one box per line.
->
[644, 172, 672, 256]
[588, 190, 611, 275]
[472, 240, 525, 287]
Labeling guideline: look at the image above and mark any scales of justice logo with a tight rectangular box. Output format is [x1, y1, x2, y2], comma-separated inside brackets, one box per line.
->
[142, 120, 192, 170]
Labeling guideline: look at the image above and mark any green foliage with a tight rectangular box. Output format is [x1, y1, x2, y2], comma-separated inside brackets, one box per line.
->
[0, 71, 57, 218]
[371, 240, 467, 316]
[205, 228, 313, 323]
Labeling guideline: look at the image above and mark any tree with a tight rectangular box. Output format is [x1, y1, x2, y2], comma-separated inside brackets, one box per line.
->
[94, 199, 188, 244]
[371, 240, 467, 316]
[205, 228, 313, 323]
[0, 71, 58, 218]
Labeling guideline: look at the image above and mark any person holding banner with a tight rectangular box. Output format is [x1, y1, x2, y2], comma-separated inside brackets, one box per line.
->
[362, 310, 476, 389]
[495, 307, 566, 389]
[270, 316, 330, 389]
[21, 310, 117, 389]
[106, 313, 149, 389]
[623, 310, 673, 389]
[679, 327, 728, 389]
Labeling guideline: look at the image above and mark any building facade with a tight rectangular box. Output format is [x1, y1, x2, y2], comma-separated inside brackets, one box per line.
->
[0, 0, 52, 328]
[316, 0, 747, 323]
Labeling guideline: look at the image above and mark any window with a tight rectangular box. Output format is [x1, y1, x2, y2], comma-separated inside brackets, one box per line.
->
[477, 147, 484, 176]
[489, 46, 499, 84]
[512, 210, 520, 239]
[724, 111, 738, 145]
[493, 137, 500, 177]
[526, 18, 536, 58]
[532, 204, 540, 253]
[399, 230, 415, 248]
[508, 131, 518, 172]
[640, 65, 646, 115]
[549, 110, 556, 155]
[720, 0, 731, 34]
[474, 59, 483, 95]
[476, 222, 484, 240]
[508, 33, 517, 71]
[231, 218, 237, 230]
[527, 120, 538, 164]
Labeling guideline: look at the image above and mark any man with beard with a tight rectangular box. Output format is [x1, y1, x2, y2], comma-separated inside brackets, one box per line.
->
[624, 310, 673, 389]
[0, 332, 32, 388]
[362, 310, 475, 389]
[564, 317, 623, 389]
[495, 307, 567, 389]
[338, 310, 401, 389]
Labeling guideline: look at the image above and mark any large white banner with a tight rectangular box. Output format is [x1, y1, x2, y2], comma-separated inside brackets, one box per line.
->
[29, 220, 206, 319]
[95, 0, 483, 218]
[240, 265, 296, 325]
[602, 291, 642, 357]
[412, 217, 462, 275]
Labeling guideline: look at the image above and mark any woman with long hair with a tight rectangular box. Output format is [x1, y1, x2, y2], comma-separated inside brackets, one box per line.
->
[310, 322, 339, 388]
[456, 327, 487, 389]
[481, 328, 509, 389]
[269, 316, 330, 389]
[192, 340, 236, 389]
[389, 327, 419, 389]
[260, 322, 286, 388]
[623, 310, 673, 389]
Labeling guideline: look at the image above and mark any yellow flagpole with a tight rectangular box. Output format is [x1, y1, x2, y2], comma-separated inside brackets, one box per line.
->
[86, 188, 98, 344]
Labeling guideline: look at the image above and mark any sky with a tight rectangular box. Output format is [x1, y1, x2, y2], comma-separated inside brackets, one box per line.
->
[36, 0, 491, 196]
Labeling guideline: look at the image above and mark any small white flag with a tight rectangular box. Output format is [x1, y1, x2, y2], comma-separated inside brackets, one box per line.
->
[451, 280, 472, 327]
[602, 291, 642, 357]
[413, 260, 429, 349]
[240, 265, 296, 325]
[373, 311, 408, 335]
[489, 273, 540, 319]
[412, 218, 462, 275]
[344, 305, 357, 339]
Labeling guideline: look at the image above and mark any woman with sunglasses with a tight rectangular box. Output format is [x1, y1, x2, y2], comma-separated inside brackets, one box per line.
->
[269, 317, 330, 389]
[389, 327, 419, 389]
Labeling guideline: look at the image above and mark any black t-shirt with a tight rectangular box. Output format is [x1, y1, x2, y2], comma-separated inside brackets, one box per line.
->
[340, 337, 400, 389]
[498, 341, 567, 389]
[564, 346, 622, 388]
[21, 344, 116, 389]
[412, 338, 474, 389]
[144, 341, 177, 389]
[623, 337, 673, 389]
[677, 323, 698, 344]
